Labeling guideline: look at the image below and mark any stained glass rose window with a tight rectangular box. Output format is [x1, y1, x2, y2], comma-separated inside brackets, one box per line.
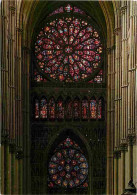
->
[35, 5, 103, 82]
[48, 137, 88, 188]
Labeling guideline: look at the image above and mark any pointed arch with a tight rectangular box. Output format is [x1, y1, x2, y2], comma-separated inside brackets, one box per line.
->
[40, 96, 48, 119]
[82, 97, 89, 120]
[56, 96, 64, 120]
[73, 97, 81, 120]
[89, 97, 97, 119]
[48, 97, 56, 120]
[65, 97, 72, 120]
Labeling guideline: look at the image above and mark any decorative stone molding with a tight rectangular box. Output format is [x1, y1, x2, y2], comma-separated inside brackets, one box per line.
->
[120, 139, 128, 152]
[16, 147, 24, 159]
[127, 133, 136, 146]
[114, 27, 121, 35]
[9, 5, 16, 14]
[106, 48, 111, 54]
[120, 5, 127, 14]
[1, 133, 9, 145]
[113, 147, 121, 159]
[16, 27, 23, 34]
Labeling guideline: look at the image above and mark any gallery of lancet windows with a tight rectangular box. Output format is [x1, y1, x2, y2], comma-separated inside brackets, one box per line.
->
[34, 96, 104, 120]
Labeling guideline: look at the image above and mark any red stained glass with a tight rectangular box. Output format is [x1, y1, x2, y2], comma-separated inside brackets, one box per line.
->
[98, 99, 102, 119]
[35, 10, 103, 82]
[73, 98, 80, 119]
[34, 69, 47, 82]
[40, 98, 47, 119]
[82, 99, 89, 119]
[49, 98, 55, 120]
[57, 98, 64, 120]
[48, 137, 88, 188]
[48, 4, 86, 17]
[90, 99, 97, 119]
[66, 98, 72, 119]
[35, 99, 39, 119]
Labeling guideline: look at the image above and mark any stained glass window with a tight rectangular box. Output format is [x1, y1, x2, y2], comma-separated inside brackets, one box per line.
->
[48, 4, 86, 17]
[49, 98, 55, 120]
[40, 98, 48, 119]
[35, 5, 103, 82]
[98, 98, 103, 119]
[35, 99, 39, 119]
[57, 97, 64, 120]
[88, 69, 103, 83]
[48, 137, 88, 188]
[82, 98, 89, 119]
[65, 98, 72, 119]
[73, 98, 80, 119]
[90, 98, 97, 119]
[34, 69, 47, 82]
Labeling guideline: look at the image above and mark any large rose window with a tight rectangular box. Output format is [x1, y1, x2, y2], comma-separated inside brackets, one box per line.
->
[48, 137, 88, 188]
[35, 5, 103, 82]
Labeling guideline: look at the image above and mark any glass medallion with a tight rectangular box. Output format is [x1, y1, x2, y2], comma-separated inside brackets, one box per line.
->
[48, 137, 88, 188]
[35, 15, 103, 82]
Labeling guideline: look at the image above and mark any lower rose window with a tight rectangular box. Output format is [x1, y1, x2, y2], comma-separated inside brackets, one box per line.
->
[48, 138, 88, 188]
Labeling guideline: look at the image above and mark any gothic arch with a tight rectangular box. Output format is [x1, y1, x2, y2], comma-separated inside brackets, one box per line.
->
[44, 128, 92, 194]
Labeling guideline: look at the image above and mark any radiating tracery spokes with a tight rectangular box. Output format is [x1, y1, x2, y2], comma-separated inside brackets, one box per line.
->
[35, 15, 103, 82]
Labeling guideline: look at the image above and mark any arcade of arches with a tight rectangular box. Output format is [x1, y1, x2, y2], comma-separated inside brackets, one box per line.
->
[1, 1, 137, 195]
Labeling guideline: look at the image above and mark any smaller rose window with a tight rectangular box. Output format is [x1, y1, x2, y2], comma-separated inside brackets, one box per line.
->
[48, 137, 88, 188]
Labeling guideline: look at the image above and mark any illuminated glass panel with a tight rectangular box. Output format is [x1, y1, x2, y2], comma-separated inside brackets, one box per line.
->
[57, 98, 64, 119]
[34, 69, 47, 82]
[35, 14, 103, 82]
[49, 98, 55, 120]
[90, 99, 97, 119]
[35, 99, 39, 119]
[82, 99, 89, 119]
[98, 98, 103, 119]
[48, 4, 86, 17]
[73, 98, 80, 119]
[48, 137, 88, 188]
[40, 98, 48, 119]
[66, 98, 72, 119]
[88, 69, 103, 83]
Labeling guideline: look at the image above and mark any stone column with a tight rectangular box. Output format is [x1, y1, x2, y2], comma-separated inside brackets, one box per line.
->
[120, 142, 128, 193]
[114, 149, 121, 195]
[22, 46, 31, 194]
[106, 46, 115, 195]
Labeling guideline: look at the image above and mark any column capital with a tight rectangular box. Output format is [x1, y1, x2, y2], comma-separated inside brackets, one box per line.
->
[106, 46, 115, 54]
[120, 5, 127, 14]
[114, 147, 121, 159]
[16, 27, 23, 34]
[127, 133, 136, 146]
[1, 133, 9, 145]
[114, 27, 121, 35]
[120, 139, 128, 152]
[16, 147, 24, 159]
[9, 5, 16, 15]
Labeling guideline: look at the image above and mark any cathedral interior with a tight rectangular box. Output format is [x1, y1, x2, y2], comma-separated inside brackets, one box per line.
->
[0, 0, 137, 194]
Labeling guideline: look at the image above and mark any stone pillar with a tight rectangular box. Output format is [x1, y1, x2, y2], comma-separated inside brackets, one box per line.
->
[114, 149, 121, 195]
[120, 142, 128, 193]
[22, 46, 31, 194]
[106, 46, 115, 195]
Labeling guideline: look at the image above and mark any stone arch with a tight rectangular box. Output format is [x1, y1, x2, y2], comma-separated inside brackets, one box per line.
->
[44, 128, 92, 194]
